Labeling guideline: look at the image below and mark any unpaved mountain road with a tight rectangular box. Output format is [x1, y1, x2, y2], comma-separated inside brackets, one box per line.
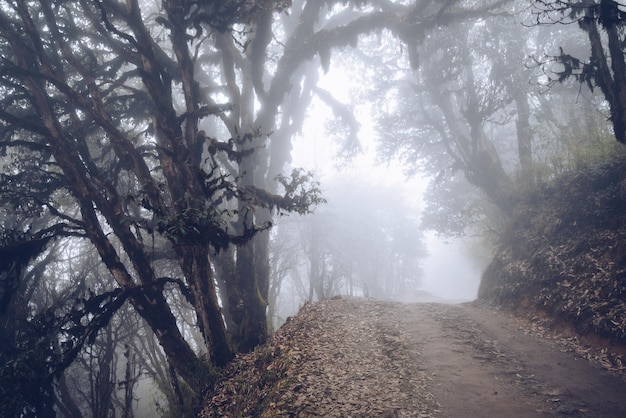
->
[399, 301, 626, 418]
[202, 298, 626, 417]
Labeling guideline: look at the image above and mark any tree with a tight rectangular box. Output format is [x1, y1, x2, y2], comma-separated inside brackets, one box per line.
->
[0, 236, 130, 417]
[373, 16, 520, 216]
[321, 178, 426, 299]
[0, 0, 518, 407]
[534, 0, 626, 143]
[368, 4, 606, 237]
[270, 177, 427, 307]
[0, 0, 313, 396]
[211, 0, 511, 352]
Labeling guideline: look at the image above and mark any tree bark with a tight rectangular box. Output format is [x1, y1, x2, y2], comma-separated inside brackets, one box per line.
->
[435, 92, 515, 214]
[175, 244, 233, 366]
[234, 240, 268, 352]
[213, 247, 242, 336]
[128, 289, 205, 393]
[514, 90, 533, 183]
[55, 375, 84, 418]
[580, 3, 626, 142]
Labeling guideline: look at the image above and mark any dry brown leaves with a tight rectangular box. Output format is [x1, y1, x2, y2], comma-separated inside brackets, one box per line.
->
[480, 156, 626, 355]
[199, 297, 438, 417]
[475, 302, 626, 377]
[522, 311, 626, 376]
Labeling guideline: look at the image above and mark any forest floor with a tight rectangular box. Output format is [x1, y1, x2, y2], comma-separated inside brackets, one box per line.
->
[200, 297, 626, 417]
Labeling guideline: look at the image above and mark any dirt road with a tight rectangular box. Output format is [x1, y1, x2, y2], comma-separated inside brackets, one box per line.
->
[399, 302, 626, 417]
[202, 298, 626, 417]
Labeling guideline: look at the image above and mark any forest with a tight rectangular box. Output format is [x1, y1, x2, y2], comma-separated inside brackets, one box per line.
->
[1, 0, 625, 416]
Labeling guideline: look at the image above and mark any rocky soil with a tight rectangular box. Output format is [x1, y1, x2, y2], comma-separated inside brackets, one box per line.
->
[200, 297, 626, 417]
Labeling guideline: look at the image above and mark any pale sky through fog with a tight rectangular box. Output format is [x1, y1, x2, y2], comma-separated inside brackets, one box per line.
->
[290, 69, 481, 302]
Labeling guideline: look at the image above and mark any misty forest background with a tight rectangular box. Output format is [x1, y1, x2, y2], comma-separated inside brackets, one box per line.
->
[1, 0, 626, 416]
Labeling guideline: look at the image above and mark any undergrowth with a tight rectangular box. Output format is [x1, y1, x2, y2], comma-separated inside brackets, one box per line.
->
[480, 154, 626, 343]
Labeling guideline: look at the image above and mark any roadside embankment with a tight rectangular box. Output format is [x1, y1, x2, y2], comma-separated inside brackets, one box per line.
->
[479, 156, 626, 364]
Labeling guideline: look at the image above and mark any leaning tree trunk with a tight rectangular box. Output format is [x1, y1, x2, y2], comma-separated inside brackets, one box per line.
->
[435, 92, 515, 215]
[127, 289, 205, 393]
[47, 127, 208, 394]
[174, 243, 233, 366]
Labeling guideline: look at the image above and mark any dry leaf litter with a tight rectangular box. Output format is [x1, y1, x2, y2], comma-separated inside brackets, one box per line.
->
[480, 156, 626, 366]
[200, 297, 438, 418]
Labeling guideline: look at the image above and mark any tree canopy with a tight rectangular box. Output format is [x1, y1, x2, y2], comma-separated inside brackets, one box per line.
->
[5, 0, 613, 416]
[0, 0, 321, 406]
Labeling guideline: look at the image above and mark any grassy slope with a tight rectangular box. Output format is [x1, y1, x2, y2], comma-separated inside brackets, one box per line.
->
[479, 155, 626, 343]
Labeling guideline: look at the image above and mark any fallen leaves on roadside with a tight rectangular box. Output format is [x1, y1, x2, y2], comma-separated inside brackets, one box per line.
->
[480, 157, 626, 374]
[199, 297, 439, 417]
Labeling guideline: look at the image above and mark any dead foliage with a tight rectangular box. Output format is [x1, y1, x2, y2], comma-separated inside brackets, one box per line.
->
[479, 155, 626, 370]
[199, 297, 438, 417]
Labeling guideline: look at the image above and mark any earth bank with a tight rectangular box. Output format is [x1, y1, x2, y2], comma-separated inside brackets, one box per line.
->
[479, 155, 626, 366]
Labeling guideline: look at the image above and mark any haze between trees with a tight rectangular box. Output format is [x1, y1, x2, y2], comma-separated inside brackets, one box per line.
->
[1, 0, 626, 416]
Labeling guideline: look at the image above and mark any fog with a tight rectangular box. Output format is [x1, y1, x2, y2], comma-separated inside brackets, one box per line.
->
[0, 0, 622, 416]
[420, 233, 483, 302]
[290, 65, 484, 305]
